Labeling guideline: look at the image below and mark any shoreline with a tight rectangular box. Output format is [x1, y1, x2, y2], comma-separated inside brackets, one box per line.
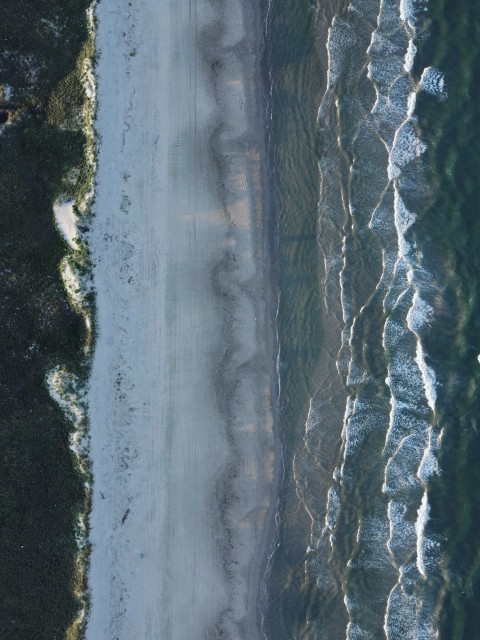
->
[85, 0, 279, 637]
[238, 0, 283, 632]
[256, 0, 285, 633]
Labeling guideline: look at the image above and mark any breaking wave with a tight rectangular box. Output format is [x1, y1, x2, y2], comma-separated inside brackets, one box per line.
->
[296, 0, 447, 636]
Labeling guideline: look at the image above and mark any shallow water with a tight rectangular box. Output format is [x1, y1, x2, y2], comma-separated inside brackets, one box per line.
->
[265, 0, 480, 637]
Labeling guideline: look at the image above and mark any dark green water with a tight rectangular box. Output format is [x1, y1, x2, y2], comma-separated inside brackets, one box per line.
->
[265, 0, 480, 637]
[415, 0, 480, 637]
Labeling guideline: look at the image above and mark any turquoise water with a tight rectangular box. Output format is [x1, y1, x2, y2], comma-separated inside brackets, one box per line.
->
[265, 0, 480, 637]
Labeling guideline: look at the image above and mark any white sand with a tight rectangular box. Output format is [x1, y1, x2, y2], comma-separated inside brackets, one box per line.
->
[53, 201, 77, 249]
[85, 0, 277, 638]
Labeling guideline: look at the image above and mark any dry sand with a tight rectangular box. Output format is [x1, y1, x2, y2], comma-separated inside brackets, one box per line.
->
[85, 0, 277, 638]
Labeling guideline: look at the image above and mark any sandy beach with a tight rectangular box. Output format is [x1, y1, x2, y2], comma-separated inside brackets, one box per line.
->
[85, 0, 277, 638]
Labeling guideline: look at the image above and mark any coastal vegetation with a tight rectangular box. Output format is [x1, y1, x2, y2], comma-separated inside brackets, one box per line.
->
[0, 1, 93, 637]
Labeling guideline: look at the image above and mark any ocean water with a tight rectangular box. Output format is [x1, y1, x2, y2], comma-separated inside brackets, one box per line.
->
[265, 0, 480, 637]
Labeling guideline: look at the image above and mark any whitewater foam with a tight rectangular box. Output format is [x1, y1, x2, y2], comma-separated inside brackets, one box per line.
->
[404, 39, 417, 72]
[406, 292, 434, 333]
[299, 0, 445, 634]
[420, 66, 447, 99]
[415, 341, 437, 411]
[388, 121, 426, 180]
[416, 492, 430, 578]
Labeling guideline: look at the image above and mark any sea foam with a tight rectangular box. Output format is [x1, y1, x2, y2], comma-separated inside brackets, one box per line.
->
[420, 66, 447, 99]
[301, 0, 444, 634]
